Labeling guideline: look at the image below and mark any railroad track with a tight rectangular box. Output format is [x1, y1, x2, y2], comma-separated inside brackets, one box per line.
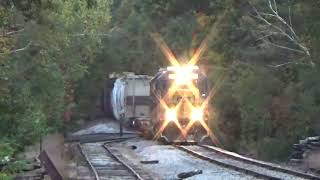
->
[176, 145, 320, 180]
[78, 142, 152, 180]
[66, 132, 139, 143]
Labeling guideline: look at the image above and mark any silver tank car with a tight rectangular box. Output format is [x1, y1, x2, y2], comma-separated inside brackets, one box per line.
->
[107, 72, 152, 128]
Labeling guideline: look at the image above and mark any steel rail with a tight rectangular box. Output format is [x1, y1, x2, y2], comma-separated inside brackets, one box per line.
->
[103, 144, 145, 180]
[65, 132, 140, 143]
[176, 145, 281, 180]
[77, 144, 100, 180]
[200, 145, 320, 180]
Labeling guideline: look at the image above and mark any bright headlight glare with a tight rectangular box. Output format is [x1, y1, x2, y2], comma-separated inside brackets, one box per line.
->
[191, 108, 203, 121]
[167, 65, 198, 85]
[165, 109, 177, 122]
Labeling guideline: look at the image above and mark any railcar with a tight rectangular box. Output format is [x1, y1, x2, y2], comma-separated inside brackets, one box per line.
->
[102, 72, 152, 128]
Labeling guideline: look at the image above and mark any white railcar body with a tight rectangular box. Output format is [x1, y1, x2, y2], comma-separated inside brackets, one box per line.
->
[110, 73, 152, 122]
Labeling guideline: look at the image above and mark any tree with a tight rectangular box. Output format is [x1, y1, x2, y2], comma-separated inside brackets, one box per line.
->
[0, 0, 113, 175]
[251, 0, 312, 67]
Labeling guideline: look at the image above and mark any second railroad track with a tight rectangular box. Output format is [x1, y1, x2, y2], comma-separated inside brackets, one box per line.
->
[176, 145, 320, 180]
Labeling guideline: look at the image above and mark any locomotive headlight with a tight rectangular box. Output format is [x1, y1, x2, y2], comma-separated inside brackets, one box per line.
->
[165, 108, 177, 122]
[167, 65, 198, 85]
[191, 108, 203, 121]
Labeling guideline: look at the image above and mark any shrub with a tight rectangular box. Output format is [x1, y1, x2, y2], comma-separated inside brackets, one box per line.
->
[257, 137, 292, 161]
[0, 173, 12, 180]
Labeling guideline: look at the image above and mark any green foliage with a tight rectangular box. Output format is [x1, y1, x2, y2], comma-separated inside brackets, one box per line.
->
[234, 68, 281, 142]
[0, 139, 27, 175]
[2, 160, 28, 174]
[207, 1, 320, 160]
[0, 173, 12, 180]
[0, 141, 14, 164]
[0, 0, 113, 175]
[257, 137, 292, 161]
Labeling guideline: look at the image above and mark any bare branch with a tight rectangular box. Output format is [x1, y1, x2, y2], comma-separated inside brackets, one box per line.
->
[11, 42, 32, 53]
[275, 13, 298, 39]
[269, 0, 278, 14]
[264, 40, 305, 54]
[0, 41, 32, 54]
[297, 43, 310, 56]
[258, 0, 298, 38]
[254, 10, 295, 41]
[267, 61, 310, 68]
[266, 0, 299, 40]
[71, 33, 111, 37]
[273, 0, 278, 13]
[256, 32, 280, 41]
[1, 28, 25, 36]
[250, 0, 313, 65]
[288, 6, 293, 29]
[260, 13, 277, 17]
[267, 62, 293, 68]
[268, 0, 276, 14]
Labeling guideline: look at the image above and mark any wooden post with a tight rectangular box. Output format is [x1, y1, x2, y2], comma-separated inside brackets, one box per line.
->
[40, 136, 42, 154]
[120, 113, 124, 136]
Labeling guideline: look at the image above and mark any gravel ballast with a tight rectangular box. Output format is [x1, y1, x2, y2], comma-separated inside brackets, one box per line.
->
[112, 139, 261, 180]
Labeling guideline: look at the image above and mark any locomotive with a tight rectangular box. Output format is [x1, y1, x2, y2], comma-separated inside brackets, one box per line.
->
[150, 65, 211, 143]
[102, 65, 211, 143]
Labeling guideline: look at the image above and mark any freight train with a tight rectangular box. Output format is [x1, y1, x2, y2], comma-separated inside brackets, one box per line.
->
[102, 66, 211, 143]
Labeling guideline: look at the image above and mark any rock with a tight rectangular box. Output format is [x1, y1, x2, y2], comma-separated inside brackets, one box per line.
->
[33, 162, 41, 169]
[310, 142, 320, 147]
[22, 163, 36, 171]
[291, 136, 320, 165]
[307, 136, 320, 142]
[177, 169, 203, 179]
[43, 175, 52, 180]
[291, 152, 303, 159]
[290, 159, 303, 164]
[130, 145, 137, 150]
[15, 168, 45, 180]
[293, 144, 302, 150]
[140, 160, 159, 164]
[306, 144, 318, 150]
[300, 139, 308, 145]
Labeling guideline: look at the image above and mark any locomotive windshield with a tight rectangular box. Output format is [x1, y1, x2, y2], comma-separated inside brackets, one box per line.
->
[150, 65, 209, 100]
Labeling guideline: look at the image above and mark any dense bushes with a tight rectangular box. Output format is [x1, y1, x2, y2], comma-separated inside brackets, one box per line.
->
[0, 0, 113, 175]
